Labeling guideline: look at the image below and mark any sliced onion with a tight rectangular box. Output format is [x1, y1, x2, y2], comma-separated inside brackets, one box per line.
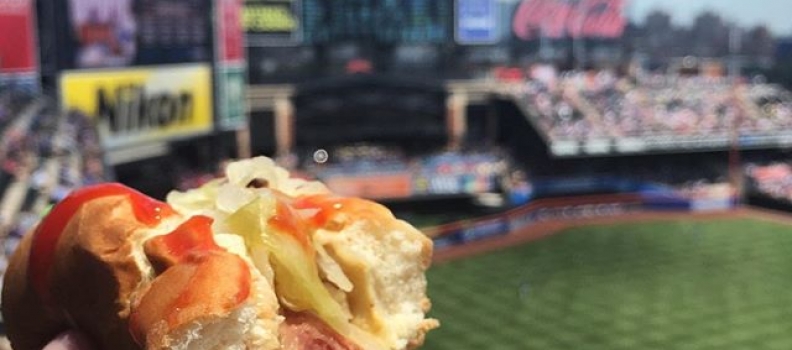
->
[315, 243, 353, 293]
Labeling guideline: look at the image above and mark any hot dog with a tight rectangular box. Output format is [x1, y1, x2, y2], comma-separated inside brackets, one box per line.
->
[2, 157, 438, 350]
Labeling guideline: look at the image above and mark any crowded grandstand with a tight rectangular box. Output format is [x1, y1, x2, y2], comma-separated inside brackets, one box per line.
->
[509, 69, 792, 156]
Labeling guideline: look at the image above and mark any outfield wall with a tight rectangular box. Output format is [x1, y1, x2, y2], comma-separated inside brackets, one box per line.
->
[426, 192, 737, 250]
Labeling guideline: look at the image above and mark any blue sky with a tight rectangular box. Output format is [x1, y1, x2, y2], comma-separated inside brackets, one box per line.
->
[627, 0, 792, 35]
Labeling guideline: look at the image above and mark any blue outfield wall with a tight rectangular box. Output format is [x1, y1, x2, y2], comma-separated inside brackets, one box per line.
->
[528, 176, 674, 200]
[426, 190, 736, 249]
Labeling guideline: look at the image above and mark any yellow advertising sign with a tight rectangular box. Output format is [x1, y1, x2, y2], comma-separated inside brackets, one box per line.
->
[60, 64, 213, 149]
[243, 2, 298, 33]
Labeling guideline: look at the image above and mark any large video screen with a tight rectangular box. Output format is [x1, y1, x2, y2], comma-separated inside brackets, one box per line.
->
[301, 0, 453, 44]
[47, 0, 213, 70]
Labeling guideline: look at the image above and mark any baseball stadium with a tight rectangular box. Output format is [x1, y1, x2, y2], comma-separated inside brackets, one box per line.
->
[4, 0, 792, 349]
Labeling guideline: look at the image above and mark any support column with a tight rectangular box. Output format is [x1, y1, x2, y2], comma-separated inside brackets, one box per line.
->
[446, 92, 468, 150]
[235, 127, 251, 159]
[274, 96, 294, 157]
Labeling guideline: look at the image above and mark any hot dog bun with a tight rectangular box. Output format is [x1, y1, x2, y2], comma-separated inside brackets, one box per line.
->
[2, 157, 437, 350]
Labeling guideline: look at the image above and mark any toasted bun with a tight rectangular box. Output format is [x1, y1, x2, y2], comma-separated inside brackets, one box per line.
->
[2, 229, 65, 350]
[3, 196, 154, 350]
[311, 203, 438, 349]
[2, 194, 278, 350]
[2, 157, 437, 350]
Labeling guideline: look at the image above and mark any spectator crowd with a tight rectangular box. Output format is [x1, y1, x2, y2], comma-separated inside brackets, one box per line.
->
[746, 163, 792, 203]
[512, 71, 792, 145]
[0, 89, 108, 272]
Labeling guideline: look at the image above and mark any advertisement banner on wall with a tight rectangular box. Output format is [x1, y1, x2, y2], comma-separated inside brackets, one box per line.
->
[217, 0, 246, 63]
[243, 0, 302, 47]
[455, 0, 499, 45]
[59, 64, 214, 149]
[0, 0, 39, 91]
[324, 173, 413, 199]
[215, 0, 248, 131]
[217, 65, 247, 130]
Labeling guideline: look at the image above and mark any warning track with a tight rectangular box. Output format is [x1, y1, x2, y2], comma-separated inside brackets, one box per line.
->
[432, 207, 792, 263]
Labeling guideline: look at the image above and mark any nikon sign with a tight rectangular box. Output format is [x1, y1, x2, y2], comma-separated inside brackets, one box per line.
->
[60, 64, 213, 149]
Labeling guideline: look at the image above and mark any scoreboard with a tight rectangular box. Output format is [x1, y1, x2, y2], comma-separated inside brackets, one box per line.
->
[244, 0, 627, 47]
[301, 0, 452, 44]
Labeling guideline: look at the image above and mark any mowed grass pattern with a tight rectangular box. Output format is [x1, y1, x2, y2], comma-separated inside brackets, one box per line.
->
[424, 218, 792, 350]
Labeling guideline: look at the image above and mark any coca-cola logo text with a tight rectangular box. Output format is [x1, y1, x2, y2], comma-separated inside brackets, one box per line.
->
[512, 0, 626, 40]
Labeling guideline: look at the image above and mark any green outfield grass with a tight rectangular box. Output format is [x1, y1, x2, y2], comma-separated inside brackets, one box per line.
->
[424, 218, 792, 350]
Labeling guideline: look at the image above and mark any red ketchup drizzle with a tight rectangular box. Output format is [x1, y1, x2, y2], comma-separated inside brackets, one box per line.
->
[129, 215, 251, 346]
[156, 216, 251, 308]
[269, 201, 313, 250]
[28, 183, 175, 305]
[291, 195, 347, 228]
[150, 215, 221, 262]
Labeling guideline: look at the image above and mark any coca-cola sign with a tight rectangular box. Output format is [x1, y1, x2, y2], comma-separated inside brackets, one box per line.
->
[513, 0, 626, 40]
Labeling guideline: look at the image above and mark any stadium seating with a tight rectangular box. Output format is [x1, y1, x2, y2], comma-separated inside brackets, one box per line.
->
[512, 72, 792, 149]
[746, 163, 792, 204]
[0, 91, 107, 252]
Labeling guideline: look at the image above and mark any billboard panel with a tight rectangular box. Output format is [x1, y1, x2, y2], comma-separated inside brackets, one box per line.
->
[216, 65, 248, 130]
[243, 0, 302, 47]
[455, 0, 499, 45]
[0, 0, 38, 91]
[217, 0, 245, 63]
[60, 64, 213, 149]
[215, 0, 248, 130]
[324, 173, 413, 199]
[0, 0, 37, 72]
